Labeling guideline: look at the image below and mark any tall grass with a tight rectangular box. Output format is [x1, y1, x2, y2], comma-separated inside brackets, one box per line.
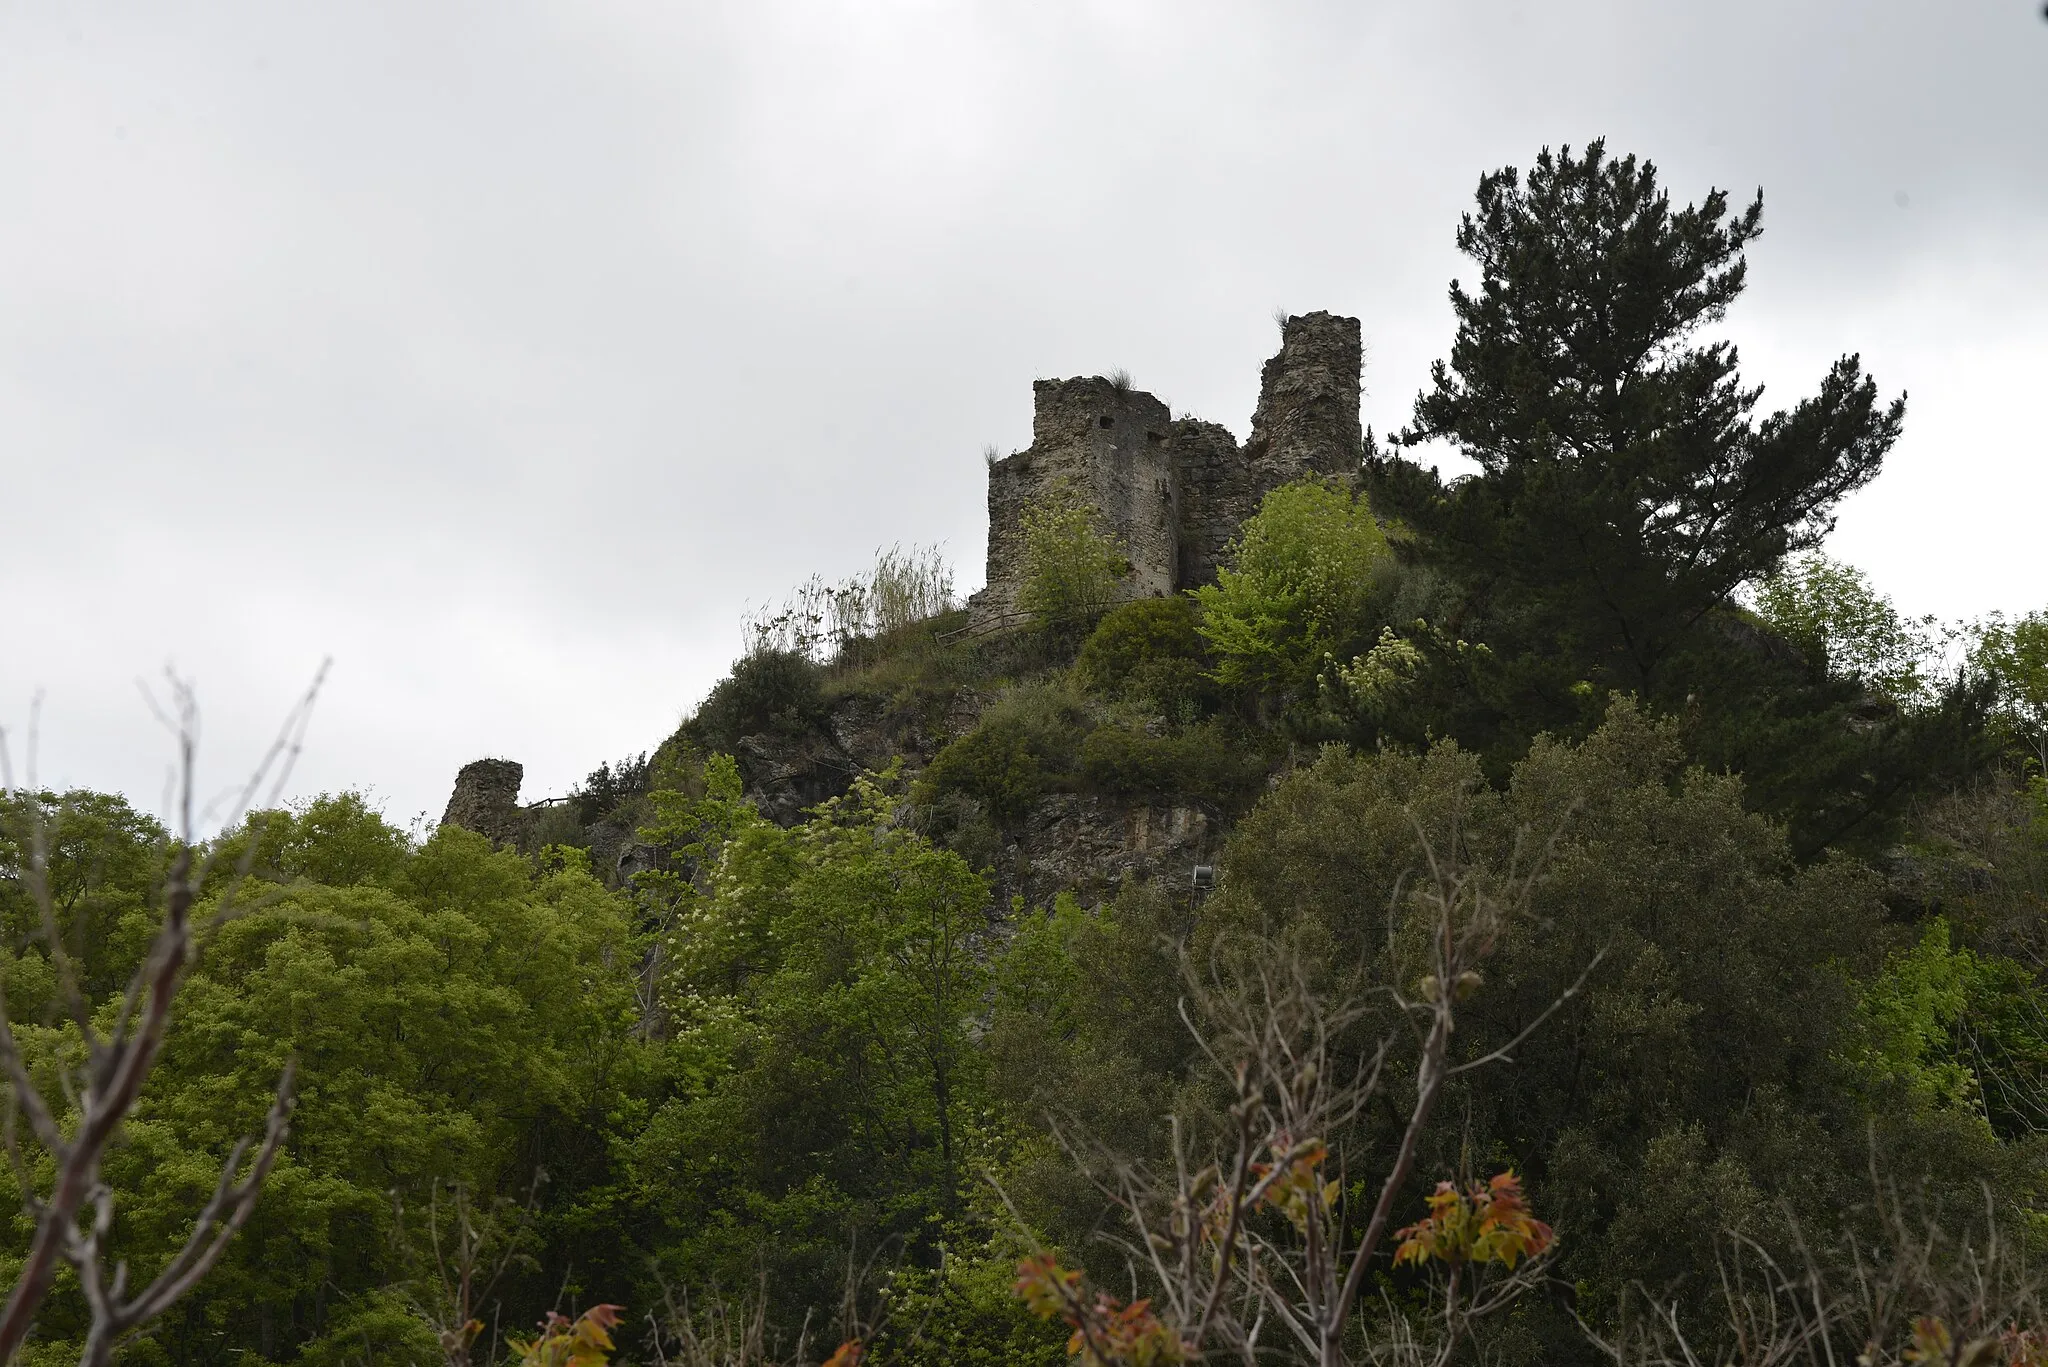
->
[744, 544, 957, 665]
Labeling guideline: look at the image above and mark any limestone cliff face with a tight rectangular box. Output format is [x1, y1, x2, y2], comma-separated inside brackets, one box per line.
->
[438, 684, 1239, 912]
[970, 310, 1363, 627]
[995, 793, 1221, 912]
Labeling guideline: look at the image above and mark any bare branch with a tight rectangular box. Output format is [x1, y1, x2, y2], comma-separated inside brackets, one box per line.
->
[1032, 801, 1585, 1367]
[1446, 945, 1607, 1076]
[0, 675, 318, 1363]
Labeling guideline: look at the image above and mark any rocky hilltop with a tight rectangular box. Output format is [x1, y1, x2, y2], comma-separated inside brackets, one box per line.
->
[438, 312, 1367, 911]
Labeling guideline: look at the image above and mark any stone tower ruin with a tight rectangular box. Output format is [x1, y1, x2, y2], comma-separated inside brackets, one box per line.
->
[970, 310, 1362, 626]
[439, 758, 526, 844]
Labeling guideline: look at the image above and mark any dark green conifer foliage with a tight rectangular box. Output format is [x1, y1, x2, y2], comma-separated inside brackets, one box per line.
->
[1369, 141, 1904, 711]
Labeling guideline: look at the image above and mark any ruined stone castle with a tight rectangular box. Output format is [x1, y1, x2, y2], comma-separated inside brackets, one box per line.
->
[439, 311, 1364, 886]
[968, 309, 1362, 625]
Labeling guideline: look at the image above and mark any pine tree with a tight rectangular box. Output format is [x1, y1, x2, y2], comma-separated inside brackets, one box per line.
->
[1367, 140, 1904, 701]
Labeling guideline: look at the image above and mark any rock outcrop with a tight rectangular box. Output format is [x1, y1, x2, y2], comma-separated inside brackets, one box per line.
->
[997, 794, 1221, 912]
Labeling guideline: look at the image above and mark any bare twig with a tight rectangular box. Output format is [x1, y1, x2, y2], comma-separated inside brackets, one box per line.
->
[1581, 1161, 2046, 1367]
[395, 1169, 547, 1366]
[1036, 801, 1580, 1366]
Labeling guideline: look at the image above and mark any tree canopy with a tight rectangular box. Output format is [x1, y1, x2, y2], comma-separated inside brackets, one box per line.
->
[1366, 140, 1903, 710]
[5, 137, 2044, 1367]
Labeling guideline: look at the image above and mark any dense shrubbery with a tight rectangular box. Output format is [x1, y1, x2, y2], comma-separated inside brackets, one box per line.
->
[571, 750, 652, 824]
[913, 682, 1091, 820]
[9, 139, 2048, 1367]
[1077, 720, 1265, 806]
[0, 792, 636, 1365]
[1075, 596, 1219, 720]
[689, 647, 830, 751]
[1195, 477, 1391, 696]
[916, 675, 1265, 824]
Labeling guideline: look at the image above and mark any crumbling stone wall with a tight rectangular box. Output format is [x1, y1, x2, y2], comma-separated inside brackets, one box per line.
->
[976, 377, 1176, 621]
[1171, 417, 1257, 590]
[439, 758, 526, 844]
[972, 311, 1362, 626]
[1242, 310, 1362, 484]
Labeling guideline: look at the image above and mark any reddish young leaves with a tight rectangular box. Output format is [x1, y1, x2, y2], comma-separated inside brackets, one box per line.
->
[1014, 1252, 1187, 1366]
[506, 1304, 624, 1367]
[1901, 1316, 2046, 1367]
[1393, 1171, 1555, 1272]
[1252, 1137, 1340, 1236]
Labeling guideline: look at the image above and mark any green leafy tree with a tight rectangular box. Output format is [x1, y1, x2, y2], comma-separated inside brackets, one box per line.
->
[1194, 477, 1389, 695]
[1843, 918, 2048, 1139]
[631, 768, 995, 1330]
[1892, 774, 2048, 972]
[1016, 484, 1129, 636]
[0, 790, 166, 1008]
[1754, 553, 1940, 703]
[1357, 142, 1991, 857]
[1367, 140, 1903, 712]
[4, 794, 640, 1364]
[1975, 611, 2048, 773]
[1000, 700, 2040, 1361]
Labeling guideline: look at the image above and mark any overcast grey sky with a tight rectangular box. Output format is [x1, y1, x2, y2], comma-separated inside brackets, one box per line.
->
[4, 0, 2044, 827]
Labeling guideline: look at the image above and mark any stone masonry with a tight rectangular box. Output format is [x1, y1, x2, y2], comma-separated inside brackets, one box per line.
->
[970, 310, 1362, 625]
[439, 758, 526, 844]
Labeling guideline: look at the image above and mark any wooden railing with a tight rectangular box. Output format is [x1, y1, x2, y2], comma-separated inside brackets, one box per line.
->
[933, 595, 1148, 644]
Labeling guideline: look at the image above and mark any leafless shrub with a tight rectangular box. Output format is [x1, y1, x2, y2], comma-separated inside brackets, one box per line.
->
[646, 1248, 880, 1367]
[648, 1276, 801, 1367]
[1022, 808, 1594, 1367]
[1587, 1172, 2047, 1367]
[0, 669, 323, 1365]
[393, 1174, 545, 1366]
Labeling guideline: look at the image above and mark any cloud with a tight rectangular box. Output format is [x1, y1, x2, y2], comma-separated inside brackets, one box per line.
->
[4, 0, 2043, 824]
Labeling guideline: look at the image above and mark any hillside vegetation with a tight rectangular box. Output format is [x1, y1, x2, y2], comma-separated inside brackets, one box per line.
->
[7, 141, 2048, 1367]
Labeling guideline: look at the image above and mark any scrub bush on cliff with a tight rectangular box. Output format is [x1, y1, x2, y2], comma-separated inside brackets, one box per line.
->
[1195, 477, 1391, 699]
[914, 682, 1095, 823]
[688, 649, 830, 754]
[1076, 597, 1220, 720]
[1076, 722, 1265, 810]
